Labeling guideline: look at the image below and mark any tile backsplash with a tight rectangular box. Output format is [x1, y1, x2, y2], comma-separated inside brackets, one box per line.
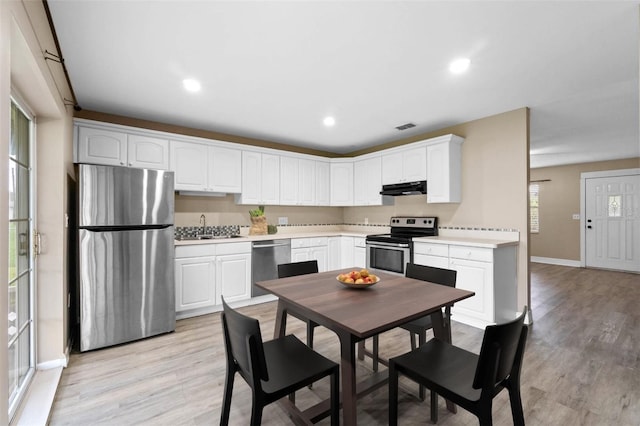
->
[174, 225, 240, 239]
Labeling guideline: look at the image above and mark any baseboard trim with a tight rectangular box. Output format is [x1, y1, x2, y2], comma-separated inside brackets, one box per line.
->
[37, 356, 67, 370]
[531, 256, 581, 267]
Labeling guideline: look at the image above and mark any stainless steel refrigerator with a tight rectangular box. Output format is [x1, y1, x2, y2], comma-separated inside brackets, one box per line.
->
[77, 164, 175, 351]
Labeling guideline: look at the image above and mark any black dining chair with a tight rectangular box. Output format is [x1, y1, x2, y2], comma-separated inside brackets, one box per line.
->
[277, 260, 320, 349]
[389, 308, 528, 425]
[371, 263, 457, 401]
[220, 297, 340, 426]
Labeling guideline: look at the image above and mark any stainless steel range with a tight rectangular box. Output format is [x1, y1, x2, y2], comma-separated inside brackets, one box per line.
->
[366, 216, 438, 274]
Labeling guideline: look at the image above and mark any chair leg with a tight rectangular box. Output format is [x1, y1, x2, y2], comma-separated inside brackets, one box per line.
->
[418, 330, 427, 401]
[476, 402, 493, 426]
[220, 370, 235, 426]
[249, 399, 263, 426]
[372, 335, 379, 372]
[307, 322, 314, 389]
[389, 362, 399, 426]
[330, 367, 340, 426]
[508, 385, 525, 426]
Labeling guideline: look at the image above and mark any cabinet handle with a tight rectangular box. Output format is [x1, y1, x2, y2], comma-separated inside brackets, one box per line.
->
[120, 162, 125, 165]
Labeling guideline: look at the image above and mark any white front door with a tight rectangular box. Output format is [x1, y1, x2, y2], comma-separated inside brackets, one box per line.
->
[584, 172, 640, 272]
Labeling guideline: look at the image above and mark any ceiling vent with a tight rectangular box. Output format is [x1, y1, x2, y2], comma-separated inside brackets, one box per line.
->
[395, 123, 416, 131]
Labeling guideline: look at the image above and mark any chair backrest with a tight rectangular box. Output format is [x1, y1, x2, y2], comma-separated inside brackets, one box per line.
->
[473, 308, 528, 390]
[221, 297, 269, 386]
[405, 263, 457, 288]
[277, 260, 319, 278]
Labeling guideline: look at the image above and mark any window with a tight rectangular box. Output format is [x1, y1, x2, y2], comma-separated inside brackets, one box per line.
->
[529, 183, 539, 233]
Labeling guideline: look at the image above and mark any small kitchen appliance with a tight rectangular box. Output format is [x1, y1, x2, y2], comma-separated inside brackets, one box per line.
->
[366, 216, 438, 274]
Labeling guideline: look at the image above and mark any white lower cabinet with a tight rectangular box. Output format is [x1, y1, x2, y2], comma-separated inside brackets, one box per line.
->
[175, 242, 251, 318]
[217, 253, 252, 303]
[291, 237, 328, 271]
[413, 241, 517, 329]
[353, 237, 366, 268]
[175, 255, 216, 313]
[328, 237, 343, 270]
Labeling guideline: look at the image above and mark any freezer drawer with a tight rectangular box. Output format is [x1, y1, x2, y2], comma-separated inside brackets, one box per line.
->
[79, 164, 174, 227]
[78, 227, 175, 351]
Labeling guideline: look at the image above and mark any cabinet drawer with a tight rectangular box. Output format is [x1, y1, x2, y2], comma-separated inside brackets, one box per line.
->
[309, 237, 328, 246]
[176, 244, 217, 258]
[216, 241, 251, 255]
[353, 237, 366, 248]
[413, 242, 448, 257]
[449, 246, 492, 262]
[291, 238, 310, 249]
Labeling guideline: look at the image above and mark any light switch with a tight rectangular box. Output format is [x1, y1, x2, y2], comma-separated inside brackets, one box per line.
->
[278, 217, 288, 225]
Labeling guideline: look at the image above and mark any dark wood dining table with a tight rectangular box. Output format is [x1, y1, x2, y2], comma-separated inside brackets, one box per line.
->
[256, 267, 475, 425]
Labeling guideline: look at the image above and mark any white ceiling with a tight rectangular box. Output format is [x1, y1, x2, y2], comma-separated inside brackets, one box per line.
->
[47, 1, 639, 168]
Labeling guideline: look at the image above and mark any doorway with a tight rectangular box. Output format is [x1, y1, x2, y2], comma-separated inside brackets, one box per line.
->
[582, 169, 640, 272]
[8, 99, 36, 419]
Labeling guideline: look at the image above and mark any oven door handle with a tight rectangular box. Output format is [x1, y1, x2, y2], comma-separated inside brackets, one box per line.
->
[366, 241, 411, 249]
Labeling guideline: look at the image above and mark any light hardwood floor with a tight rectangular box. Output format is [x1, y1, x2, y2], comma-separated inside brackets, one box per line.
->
[49, 263, 640, 425]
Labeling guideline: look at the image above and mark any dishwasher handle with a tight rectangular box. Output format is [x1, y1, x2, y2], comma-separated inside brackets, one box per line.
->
[252, 242, 291, 249]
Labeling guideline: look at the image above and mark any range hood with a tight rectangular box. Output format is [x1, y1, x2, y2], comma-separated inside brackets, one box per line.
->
[380, 180, 427, 196]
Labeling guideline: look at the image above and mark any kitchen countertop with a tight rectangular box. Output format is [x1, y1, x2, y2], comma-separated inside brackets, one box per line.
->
[174, 231, 370, 246]
[413, 236, 519, 248]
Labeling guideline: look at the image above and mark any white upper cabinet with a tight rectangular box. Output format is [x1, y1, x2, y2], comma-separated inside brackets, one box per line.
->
[77, 126, 169, 170]
[238, 151, 280, 205]
[298, 158, 316, 206]
[170, 141, 242, 193]
[330, 160, 354, 206]
[128, 134, 170, 170]
[279, 156, 299, 205]
[208, 146, 242, 193]
[353, 156, 391, 206]
[426, 136, 463, 203]
[381, 146, 427, 185]
[279, 156, 320, 206]
[315, 160, 331, 205]
[170, 141, 208, 190]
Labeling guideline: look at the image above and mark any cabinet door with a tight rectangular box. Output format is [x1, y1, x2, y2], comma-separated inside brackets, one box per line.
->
[128, 134, 169, 170]
[381, 152, 403, 185]
[298, 158, 316, 205]
[240, 151, 262, 204]
[209, 146, 242, 193]
[354, 247, 366, 268]
[354, 156, 383, 206]
[175, 256, 216, 312]
[170, 141, 208, 191]
[449, 258, 494, 323]
[310, 246, 328, 272]
[291, 248, 310, 263]
[340, 237, 354, 269]
[402, 147, 427, 182]
[280, 156, 299, 205]
[261, 154, 280, 205]
[327, 237, 342, 270]
[427, 140, 462, 203]
[315, 161, 331, 205]
[77, 127, 127, 166]
[330, 162, 354, 206]
[217, 253, 251, 303]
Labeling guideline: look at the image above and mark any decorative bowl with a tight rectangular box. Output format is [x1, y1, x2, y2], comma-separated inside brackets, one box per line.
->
[336, 275, 380, 289]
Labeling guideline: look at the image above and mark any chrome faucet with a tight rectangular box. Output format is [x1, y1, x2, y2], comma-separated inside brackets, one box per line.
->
[200, 214, 206, 235]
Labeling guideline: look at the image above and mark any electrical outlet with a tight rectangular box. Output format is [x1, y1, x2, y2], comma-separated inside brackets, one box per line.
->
[278, 217, 288, 225]
[364, 217, 369, 225]
[572, 214, 580, 220]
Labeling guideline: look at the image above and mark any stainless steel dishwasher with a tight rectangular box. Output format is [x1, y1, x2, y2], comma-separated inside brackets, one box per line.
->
[251, 239, 291, 296]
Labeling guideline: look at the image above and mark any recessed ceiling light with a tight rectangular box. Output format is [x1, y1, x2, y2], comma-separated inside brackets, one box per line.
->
[323, 116, 336, 127]
[449, 58, 471, 74]
[183, 78, 201, 92]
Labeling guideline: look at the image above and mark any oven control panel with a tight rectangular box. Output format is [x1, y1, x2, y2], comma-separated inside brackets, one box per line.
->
[389, 216, 437, 229]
